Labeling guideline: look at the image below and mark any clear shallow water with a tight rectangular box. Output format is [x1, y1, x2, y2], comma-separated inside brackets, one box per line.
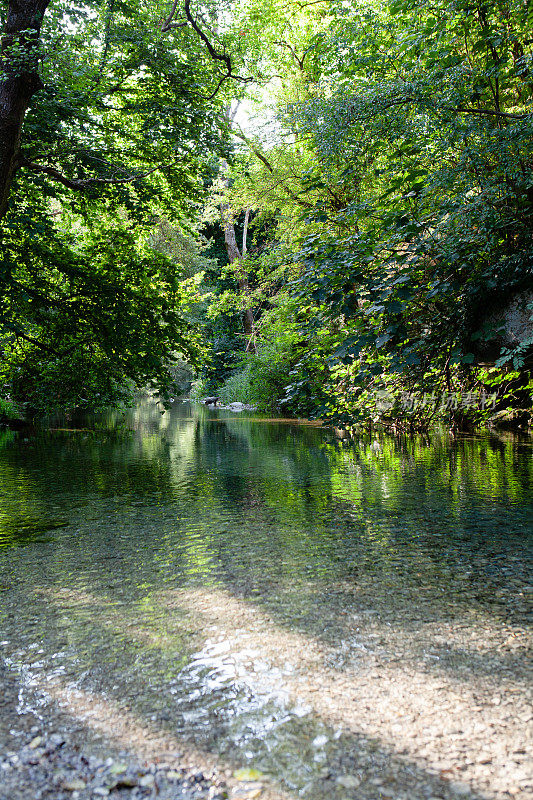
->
[0, 400, 532, 797]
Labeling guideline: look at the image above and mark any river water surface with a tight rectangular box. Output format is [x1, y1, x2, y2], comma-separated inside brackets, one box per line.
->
[0, 400, 532, 800]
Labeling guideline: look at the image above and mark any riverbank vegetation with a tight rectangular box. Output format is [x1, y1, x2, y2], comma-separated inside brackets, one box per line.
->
[1, 0, 532, 428]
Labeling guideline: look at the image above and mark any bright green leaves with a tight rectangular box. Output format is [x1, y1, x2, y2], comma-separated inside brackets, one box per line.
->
[184, 0, 533, 428]
[0, 202, 204, 415]
[0, 0, 242, 414]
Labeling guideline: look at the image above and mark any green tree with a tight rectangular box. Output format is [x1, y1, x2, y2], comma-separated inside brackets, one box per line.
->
[207, 0, 533, 426]
[0, 0, 250, 414]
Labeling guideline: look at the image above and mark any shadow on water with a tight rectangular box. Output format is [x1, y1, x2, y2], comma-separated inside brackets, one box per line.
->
[0, 399, 531, 798]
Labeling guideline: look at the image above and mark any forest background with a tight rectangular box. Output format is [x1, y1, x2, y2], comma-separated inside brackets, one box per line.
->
[1, 0, 532, 430]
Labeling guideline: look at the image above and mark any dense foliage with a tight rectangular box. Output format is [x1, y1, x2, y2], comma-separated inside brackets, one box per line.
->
[0, 0, 239, 414]
[1, 0, 532, 427]
[198, 0, 533, 429]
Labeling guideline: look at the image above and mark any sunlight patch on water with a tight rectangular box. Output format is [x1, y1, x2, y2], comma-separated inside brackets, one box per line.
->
[18, 581, 530, 800]
[0, 400, 531, 799]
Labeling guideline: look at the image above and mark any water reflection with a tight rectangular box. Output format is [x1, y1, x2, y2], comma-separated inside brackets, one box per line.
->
[0, 400, 531, 799]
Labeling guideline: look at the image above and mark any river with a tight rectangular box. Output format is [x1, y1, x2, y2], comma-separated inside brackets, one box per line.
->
[0, 399, 531, 800]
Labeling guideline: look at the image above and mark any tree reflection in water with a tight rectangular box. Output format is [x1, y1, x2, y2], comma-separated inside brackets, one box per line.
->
[0, 400, 531, 800]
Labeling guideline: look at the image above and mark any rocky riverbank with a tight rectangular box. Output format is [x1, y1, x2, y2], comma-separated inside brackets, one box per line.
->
[0, 661, 229, 800]
[194, 400, 257, 412]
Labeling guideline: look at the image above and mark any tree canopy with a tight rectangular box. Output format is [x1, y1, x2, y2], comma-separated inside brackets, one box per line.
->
[1, 0, 532, 427]
[0, 0, 243, 413]
[195, 0, 533, 430]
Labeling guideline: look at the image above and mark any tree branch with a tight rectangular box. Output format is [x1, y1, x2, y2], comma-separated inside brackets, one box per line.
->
[160, 2, 252, 98]
[12, 328, 63, 356]
[231, 128, 314, 208]
[200, 72, 231, 102]
[183, 0, 231, 71]
[273, 39, 315, 71]
[452, 106, 529, 119]
[183, 1, 252, 89]
[349, 95, 530, 121]
[160, 0, 187, 32]
[232, 128, 274, 172]
[20, 158, 164, 190]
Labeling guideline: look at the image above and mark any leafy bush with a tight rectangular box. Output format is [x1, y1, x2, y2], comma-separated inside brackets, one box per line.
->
[217, 299, 303, 411]
[189, 378, 209, 401]
[0, 397, 23, 420]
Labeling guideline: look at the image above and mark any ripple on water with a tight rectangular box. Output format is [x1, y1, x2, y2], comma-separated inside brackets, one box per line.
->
[0, 400, 531, 799]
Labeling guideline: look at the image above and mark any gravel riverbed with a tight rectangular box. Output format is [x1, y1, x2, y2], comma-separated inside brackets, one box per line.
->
[1, 579, 531, 800]
[1, 410, 531, 800]
[0, 661, 230, 800]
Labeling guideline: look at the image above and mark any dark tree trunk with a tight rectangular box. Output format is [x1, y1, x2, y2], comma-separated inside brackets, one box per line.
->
[0, 0, 50, 221]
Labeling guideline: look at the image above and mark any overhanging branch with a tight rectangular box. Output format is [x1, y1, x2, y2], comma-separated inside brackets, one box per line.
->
[183, 0, 231, 72]
[349, 95, 530, 122]
[20, 158, 164, 190]
[160, 1, 253, 99]
[160, 0, 187, 32]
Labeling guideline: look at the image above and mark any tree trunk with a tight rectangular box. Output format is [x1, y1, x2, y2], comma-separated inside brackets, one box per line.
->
[0, 0, 50, 221]
[221, 203, 256, 352]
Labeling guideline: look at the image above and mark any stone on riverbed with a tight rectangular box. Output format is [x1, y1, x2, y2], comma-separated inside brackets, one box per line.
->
[225, 401, 257, 412]
[199, 399, 256, 412]
[198, 398, 256, 411]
